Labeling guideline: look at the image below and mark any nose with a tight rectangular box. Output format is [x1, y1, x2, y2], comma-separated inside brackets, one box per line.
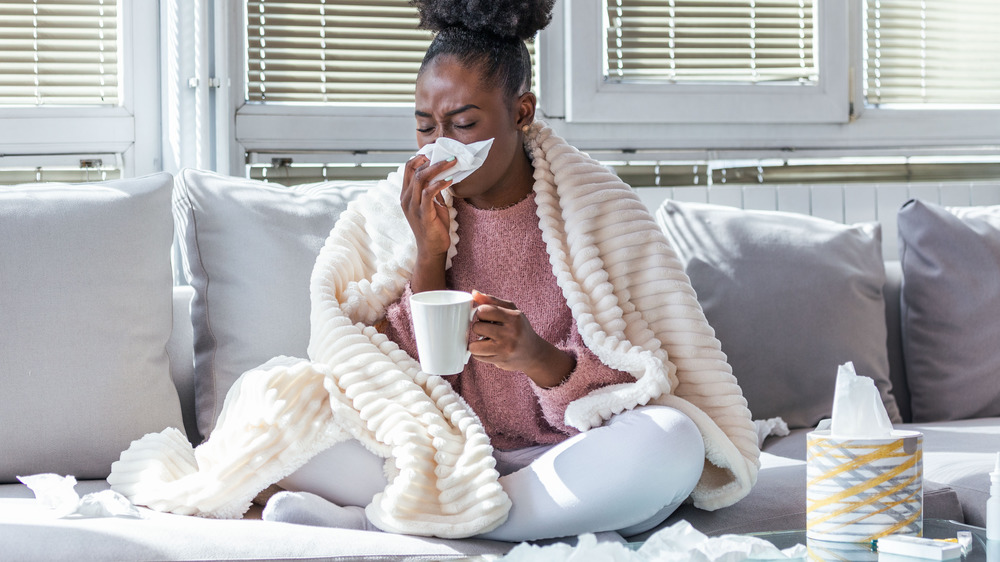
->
[431, 131, 456, 143]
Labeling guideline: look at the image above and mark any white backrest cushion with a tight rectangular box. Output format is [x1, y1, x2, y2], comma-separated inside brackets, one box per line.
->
[0, 173, 183, 481]
[172, 169, 370, 438]
[657, 200, 901, 429]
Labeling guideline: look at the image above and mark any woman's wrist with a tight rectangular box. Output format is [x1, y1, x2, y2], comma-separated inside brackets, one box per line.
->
[524, 343, 575, 388]
[411, 250, 447, 293]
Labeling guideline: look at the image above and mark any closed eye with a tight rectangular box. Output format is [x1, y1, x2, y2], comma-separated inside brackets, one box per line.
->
[455, 122, 476, 129]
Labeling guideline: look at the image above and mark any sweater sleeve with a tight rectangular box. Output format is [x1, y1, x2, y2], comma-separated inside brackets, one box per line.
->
[531, 329, 635, 434]
[382, 284, 419, 360]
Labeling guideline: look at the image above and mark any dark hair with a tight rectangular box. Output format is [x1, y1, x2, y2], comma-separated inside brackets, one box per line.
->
[411, 0, 555, 99]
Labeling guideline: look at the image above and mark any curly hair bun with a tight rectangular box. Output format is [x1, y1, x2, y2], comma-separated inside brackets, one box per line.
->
[411, 0, 555, 41]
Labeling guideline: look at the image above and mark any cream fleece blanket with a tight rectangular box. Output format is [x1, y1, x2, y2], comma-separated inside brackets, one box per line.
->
[108, 122, 759, 538]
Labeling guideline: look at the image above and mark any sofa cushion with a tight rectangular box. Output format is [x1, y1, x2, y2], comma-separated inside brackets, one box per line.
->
[172, 169, 368, 438]
[897, 199, 1000, 422]
[0, 481, 512, 561]
[905, 417, 1000, 528]
[0, 173, 183, 482]
[656, 200, 901, 429]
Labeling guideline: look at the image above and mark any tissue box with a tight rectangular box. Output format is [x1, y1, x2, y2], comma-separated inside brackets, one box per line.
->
[806, 429, 923, 543]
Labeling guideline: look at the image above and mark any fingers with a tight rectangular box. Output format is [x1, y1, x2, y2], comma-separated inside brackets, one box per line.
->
[472, 290, 517, 311]
[468, 338, 498, 360]
[419, 178, 453, 215]
[471, 318, 505, 341]
[402, 156, 459, 211]
[402, 154, 428, 194]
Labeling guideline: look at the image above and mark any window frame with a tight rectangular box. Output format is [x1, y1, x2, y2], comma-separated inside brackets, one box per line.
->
[541, 0, 1000, 152]
[0, 2, 161, 178]
[564, 0, 850, 125]
[227, 0, 1000, 169]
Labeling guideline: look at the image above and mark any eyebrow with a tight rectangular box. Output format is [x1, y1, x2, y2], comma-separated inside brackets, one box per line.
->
[414, 104, 481, 118]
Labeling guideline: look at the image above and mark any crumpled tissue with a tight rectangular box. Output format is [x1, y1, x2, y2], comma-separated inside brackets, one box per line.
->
[753, 416, 790, 448]
[499, 521, 806, 561]
[17, 473, 142, 519]
[829, 361, 893, 439]
[414, 136, 493, 187]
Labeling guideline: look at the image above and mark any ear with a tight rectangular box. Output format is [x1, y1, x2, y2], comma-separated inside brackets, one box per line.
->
[514, 91, 537, 130]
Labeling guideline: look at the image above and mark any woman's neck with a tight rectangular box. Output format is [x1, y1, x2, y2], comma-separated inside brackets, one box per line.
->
[464, 149, 535, 210]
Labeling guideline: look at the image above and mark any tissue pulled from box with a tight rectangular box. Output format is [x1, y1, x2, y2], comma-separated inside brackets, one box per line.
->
[414, 137, 493, 187]
[829, 361, 893, 439]
[17, 473, 142, 519]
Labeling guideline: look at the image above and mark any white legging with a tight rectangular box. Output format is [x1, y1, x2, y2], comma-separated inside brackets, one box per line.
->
[278, 405, 705, 542]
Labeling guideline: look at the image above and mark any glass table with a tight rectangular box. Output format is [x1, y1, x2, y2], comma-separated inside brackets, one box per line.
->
[749, 518, 994, 561]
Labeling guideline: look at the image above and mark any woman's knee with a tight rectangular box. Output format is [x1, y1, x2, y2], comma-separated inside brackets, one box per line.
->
[610, 406, 705, 487]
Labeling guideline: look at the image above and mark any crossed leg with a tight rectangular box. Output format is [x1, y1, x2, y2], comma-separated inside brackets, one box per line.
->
[265, 406, 704, 542]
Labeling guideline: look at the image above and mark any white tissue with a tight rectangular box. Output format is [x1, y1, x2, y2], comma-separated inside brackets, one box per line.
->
[753, 416, 790, 448]
[17, 473, 142, 519]
[500, 521, 806, 561]
[414, 137, 493, 186]
[500, 534, 635, 562]
[829, 361, 893, 439]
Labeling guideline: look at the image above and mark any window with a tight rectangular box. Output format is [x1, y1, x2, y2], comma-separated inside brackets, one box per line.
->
[0, 0, 118, 105]
[561, 0, 848, 124]
[234, 0, 538, 178]
[0, 1, 160, 180]
[864, 0, 1000, 107]
[229, 0, 999, 177]
[604, 0, 817, 85]
[245, 1, 434, 104]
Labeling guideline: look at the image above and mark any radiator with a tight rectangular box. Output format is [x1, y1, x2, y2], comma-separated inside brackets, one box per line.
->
[634, 181, 1000, 259]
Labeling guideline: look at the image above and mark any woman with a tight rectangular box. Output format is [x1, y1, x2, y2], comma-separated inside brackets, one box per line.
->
[108, 0, 758, 543]
[266, 0, 752, 542]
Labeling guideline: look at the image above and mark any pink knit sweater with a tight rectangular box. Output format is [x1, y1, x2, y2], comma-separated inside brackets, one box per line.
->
[384, 193, 636, 450]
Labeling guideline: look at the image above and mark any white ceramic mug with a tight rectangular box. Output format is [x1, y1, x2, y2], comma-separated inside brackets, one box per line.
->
[410, 290, 476, 375]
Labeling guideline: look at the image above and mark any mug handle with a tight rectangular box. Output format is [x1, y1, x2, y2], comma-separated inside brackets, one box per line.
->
[464, 305, 478, 365]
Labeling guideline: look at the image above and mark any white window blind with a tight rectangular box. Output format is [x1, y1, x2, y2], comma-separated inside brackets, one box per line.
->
[864, 0, 1000, 106]
[245, 0, 537, 104]
[247, 0, 431, 103]
[0, 0, 118, 105]
[604, 0, 817, 84]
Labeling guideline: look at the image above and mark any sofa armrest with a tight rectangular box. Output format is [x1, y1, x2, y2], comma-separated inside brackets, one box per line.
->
[168, 285, 202, 444]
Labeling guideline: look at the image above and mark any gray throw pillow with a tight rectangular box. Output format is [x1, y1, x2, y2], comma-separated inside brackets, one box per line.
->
[0, 173, 183, 482]
[173, 169, 369, 438]
[897, 199, 1000, 422]
[657, 200, 901, 429]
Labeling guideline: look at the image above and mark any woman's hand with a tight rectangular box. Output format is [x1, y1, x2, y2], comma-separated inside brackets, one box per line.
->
[401, 154, 458, 292]
[469, 290, 574, 388]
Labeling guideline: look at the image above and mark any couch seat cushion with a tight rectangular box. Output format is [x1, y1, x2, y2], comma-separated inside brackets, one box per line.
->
[0, 482, 512, 561]
[902, 418, 1000, 528]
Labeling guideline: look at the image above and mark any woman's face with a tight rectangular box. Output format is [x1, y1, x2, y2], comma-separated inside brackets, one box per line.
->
[414, 55, 535, 206]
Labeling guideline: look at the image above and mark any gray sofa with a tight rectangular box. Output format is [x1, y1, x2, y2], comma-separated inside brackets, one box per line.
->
[3, 170, 999, 560]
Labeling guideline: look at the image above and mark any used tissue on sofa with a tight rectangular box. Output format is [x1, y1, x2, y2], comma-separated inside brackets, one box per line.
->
[414, 137, 493, 187]
[17, 473, 141, 519]
[807, 362, 922, 543]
